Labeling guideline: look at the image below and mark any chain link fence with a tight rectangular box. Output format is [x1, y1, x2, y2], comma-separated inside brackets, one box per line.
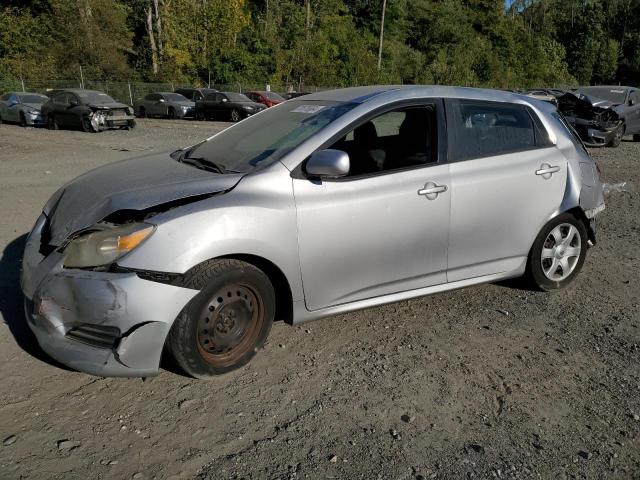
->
[0, 78, 333, 105]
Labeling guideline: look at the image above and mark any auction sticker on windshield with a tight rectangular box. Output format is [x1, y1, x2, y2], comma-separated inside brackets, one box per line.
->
[291, 105, 325, 114]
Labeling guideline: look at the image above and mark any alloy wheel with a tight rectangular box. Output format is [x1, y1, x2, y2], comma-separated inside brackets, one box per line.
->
[540, 223, 582, 281]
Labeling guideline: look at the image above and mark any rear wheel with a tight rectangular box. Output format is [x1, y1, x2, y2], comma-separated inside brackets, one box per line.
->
[46, 115, 58, 130]
[167, 259, 275, 378]
[137, 106, 146, 118]
[230, 109, 241, 122]
[608, 123, 625, 147]
[196, 110, 206, 121]
[19, 112, 27, 127]
[525, 213, 588, 291]
[633, 134, 640, 142]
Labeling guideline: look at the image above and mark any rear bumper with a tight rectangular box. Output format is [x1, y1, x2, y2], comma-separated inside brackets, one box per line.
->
[21, 214, 197, 377]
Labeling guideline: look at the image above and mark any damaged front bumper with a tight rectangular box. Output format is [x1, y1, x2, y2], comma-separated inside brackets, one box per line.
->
[565, 115, 621, 147]
[21, 214, 197, 377]
[89, 110, 136, 131]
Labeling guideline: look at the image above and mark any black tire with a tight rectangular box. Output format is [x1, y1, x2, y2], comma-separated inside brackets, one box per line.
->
[608, 123, 625, 147]
[137, 106, 146, 118]
[126, 119, 136, 130]
[633, 134, 640, 142]
[168, 107, 176, 119]
[167, 259, 275, 379]
[196, 110, 206, 121]
[0, 113, 3, 125]
[46, 115, 58, 130]
[19, 112, 27, 127]
[525, 213, 588, 291]
[81, 116, 95, 133]
[230, 109, 241, 122]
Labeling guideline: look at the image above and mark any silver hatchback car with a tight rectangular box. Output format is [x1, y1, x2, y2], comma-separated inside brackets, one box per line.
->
[21, 86, 605, 379]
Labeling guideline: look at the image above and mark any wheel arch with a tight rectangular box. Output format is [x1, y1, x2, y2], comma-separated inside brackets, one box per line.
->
[184, 253, 294, 325]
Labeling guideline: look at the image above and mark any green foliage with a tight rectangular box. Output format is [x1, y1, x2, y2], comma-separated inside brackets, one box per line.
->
[1, 0, 640, 89]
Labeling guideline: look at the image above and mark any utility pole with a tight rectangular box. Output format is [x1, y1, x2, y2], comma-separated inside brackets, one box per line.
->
[377, 0, 387, 70]
[79, 65, 85, 89]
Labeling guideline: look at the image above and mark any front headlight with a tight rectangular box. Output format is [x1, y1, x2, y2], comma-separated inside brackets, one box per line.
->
[127, 107, 134, 115]
[244, 106, 254, 111]
[63, 223, 155, 268]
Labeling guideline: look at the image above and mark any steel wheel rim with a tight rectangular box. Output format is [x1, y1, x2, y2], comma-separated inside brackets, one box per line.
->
[540, 223, 581, 281]
[196, 283, 264, 368]
[231, 110, 239, 121]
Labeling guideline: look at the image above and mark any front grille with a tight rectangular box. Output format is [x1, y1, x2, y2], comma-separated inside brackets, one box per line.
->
[66, 324, 121, 349]
[108, 109, 127, 117]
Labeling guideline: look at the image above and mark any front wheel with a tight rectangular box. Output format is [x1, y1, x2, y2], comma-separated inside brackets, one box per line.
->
[81, 116, 95, 133]
[168, 107, 176, 119]
[633, 134, 640, 142]
[608, 123, 625, 147]
[46, 115, 58, 130]
[167, 259, 275, 379]
[20, 112, 27, 127]
[525, 213, 588, 291]
[230, 109, 241, 122]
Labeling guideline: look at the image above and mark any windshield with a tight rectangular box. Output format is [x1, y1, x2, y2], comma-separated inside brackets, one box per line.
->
[578, 87, 628, 104]
[164, 93, 188, 102]
[78, 91, 116, 104]
[185, 100, 356, 173]
[226, 93, 251, 102]
[262, 91, 285, 101]
[18, 94, 48, 104]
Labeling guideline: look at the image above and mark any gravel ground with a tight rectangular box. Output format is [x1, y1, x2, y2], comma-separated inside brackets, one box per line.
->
[0, 120, 638, 480]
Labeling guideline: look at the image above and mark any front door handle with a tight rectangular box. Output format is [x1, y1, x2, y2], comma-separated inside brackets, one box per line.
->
[418, 182, 448, 200]
[535, 164, 560, 179]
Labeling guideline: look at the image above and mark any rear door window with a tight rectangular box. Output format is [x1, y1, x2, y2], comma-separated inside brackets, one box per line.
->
[447, 100, 541, 161]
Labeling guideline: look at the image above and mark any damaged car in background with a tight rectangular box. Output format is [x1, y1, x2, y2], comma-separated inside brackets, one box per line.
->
[41, 89, 136, 132]
[22, 86, 605, 379]
[522, 86, 640, 147]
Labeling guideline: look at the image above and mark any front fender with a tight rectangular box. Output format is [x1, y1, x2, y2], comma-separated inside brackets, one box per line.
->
[118, 162, 303, 302]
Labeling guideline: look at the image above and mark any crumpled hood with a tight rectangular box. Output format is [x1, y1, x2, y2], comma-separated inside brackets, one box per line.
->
[88, 101, 130, 110]
[44, 151, 244, 245]
[22, 103, 44, 110]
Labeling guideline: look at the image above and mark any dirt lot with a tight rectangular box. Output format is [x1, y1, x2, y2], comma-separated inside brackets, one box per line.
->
[0, 119, 638, 480]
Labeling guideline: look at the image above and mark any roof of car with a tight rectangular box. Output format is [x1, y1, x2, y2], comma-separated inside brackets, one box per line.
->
[301, 85, 545, 105]
[58, 89, 105, 94]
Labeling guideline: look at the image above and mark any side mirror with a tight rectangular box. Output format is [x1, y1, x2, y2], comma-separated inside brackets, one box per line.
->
[305, 149, 350, 179]
[629, 99, 635, 106]
[159, 98, 166, 103]
[69, 99, 79, 107]
[222, 98, 228, 102]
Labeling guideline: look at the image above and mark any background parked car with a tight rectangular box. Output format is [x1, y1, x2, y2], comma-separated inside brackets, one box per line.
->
[174, 87, 218, 102]
[281, 92, 311, 100]
[41, 89, 135, 132]
[195, 92, 265, 121]
[0, 92, 49, 126]
[134, 92, 195, 119]
[575, 86, 640, 145]
[245, 90, 285, 107]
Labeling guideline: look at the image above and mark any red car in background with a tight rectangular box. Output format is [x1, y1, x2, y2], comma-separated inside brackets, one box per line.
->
[245, 91, 286, 108]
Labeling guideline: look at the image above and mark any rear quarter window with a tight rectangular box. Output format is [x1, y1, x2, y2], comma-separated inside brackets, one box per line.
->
[447, 100, 545, 161]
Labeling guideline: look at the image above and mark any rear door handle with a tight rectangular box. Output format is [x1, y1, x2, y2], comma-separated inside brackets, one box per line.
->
[418, 182, 448, 200]
[535, 164, 560, 179]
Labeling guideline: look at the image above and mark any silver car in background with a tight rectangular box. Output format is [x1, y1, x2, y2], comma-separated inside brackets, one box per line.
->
[0, 91, 49, 126]
[134, 92, 195, 119]
[21, 86, 605, 379]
